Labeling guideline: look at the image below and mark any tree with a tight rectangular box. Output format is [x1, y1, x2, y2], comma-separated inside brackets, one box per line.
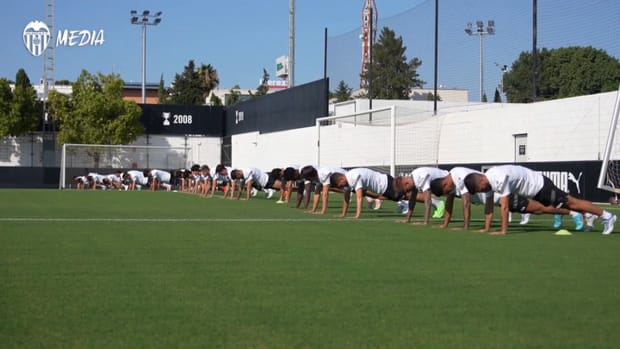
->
[493, 88, 502, 103]
[157, 73, 168, 104]
[168, 60, 219, 105]
[253, 68, 270, 97]
[0, 79, 13, 136]
[198, 63, 219, 101]
[331, 80, 352, 102]
[209, 94, 222, 106]
[226, 85, 242, 106]
[360, 27, 425, 99]
[426, 92, 441, 102]
[47, 70, 143, 167]
[0, 69, 39, 137]
[503, 46, 620, 103]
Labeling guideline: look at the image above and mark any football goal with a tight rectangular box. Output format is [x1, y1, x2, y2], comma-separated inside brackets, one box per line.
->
[59, 143, 192, 189]
[315, 106, 442, 176]
[597, 85, 620, 195]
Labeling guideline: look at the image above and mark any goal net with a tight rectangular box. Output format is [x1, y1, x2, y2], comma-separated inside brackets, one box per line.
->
[315, 105, 442, 176]
[597, 85, 620, 195]
[59, 143, 192, 189]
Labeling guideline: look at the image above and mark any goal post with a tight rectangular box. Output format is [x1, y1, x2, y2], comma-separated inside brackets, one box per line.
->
[315, 105, 441, 176]
[597, 84, 620, 194]
[59, 143, 192, 189]
[316, 106, 396, 175]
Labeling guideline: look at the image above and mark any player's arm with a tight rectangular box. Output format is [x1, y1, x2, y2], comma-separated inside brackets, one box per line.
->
[229, 180, 237, 199]
[353, 188, 364, 219]
[399, 187, 418, 223]
[294, 183, 305, 208]
[244, 180, 252, 200]
[422, 189, 432, 225]
[317, 184, 331, 214]
[493, 195, 510, 235]
[440, 193, 455, 228]
[460, 192, 472, 229]
[339, 189, 351, 217]
[479, 193, 495, 233]
[308, 183, 321, 213]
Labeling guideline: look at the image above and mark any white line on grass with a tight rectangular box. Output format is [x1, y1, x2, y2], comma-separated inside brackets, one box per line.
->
[0, 217, 390, 223]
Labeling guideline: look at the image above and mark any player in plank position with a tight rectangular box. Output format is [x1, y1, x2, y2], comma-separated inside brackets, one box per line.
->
[328, 168, 415, 219]
[430, 166, 578, 231]
[144, 169, 172, 191]
[402, 167, 448, 225]
[230, 167, 277, 201]
[299, 165, 347, 214]
[463, 164, 617, 235]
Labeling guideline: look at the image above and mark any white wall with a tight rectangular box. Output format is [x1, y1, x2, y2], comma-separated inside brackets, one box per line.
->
[0, 91, 616, 171]
[231, 128, 317, 169]
[230, 91, 616, 170]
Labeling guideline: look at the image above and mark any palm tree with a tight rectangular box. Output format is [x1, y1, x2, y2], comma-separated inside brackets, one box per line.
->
[198, 64, 219, 102]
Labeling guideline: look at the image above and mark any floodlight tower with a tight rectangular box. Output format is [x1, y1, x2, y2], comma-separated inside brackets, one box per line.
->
[360, 0, 378, 88]
[130, 10, 162, 104]
[42, 0, 55, 129]
[465, 20, 495, 102]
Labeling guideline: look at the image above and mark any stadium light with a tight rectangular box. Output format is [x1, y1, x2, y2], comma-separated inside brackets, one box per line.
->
[130, 10, 162, 104]
[465, 20, 495, 102]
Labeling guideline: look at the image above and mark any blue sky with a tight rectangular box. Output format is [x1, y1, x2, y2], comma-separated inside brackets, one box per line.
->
[2, 1, 618, 101]
[2, 1, 425, 88]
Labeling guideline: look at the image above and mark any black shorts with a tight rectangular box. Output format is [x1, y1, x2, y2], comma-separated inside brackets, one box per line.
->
[382, 175, 405, 201]
[265, 176, 277, 190]
[313, 183, 323, 194]
[533, 176, 569, 208]
[508, 194, 529, 213]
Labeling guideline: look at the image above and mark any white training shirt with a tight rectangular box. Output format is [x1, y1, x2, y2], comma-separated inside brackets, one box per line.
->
[127, 170, 148, 185]
[216, 166, 232, 181]
[151, 169, 171, 183]
[411, 167, 449, 192]
[345, 168, 388, 193]
[104, 174, 121, 183]
[317, 167, 347, 185]
[485, 165, 544, 198]
[241, 167, 268, 188]
[450, 167, 483, 196]
[87, 172, 105, 184]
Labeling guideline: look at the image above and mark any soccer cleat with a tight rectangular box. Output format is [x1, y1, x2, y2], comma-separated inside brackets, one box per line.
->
[373, 199, 383, 210]
[432, 201, 445, 218]
[265, 189, 274, 199]
[584, 225, 593, 232]
[519, 213, 531, 225]
[553, 214, 562, 229]
[572, 213, 584, 231]
[602, 214, 617, 235]
[276, 200, 285, 204]
[251, 188, 258, 197]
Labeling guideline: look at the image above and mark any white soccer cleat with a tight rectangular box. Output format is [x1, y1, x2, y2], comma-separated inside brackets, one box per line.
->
[602, 214, 617, 235]
[251, 188, 258, 197]
[265, 189, 274, 199]
[519, 213, 531, 225]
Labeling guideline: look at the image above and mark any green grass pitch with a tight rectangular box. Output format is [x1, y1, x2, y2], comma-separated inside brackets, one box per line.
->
[1, 189, 619, 348]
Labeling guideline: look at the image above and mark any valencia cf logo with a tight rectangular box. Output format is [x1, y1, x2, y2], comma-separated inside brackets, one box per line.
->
[23, 21, 51, 57]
